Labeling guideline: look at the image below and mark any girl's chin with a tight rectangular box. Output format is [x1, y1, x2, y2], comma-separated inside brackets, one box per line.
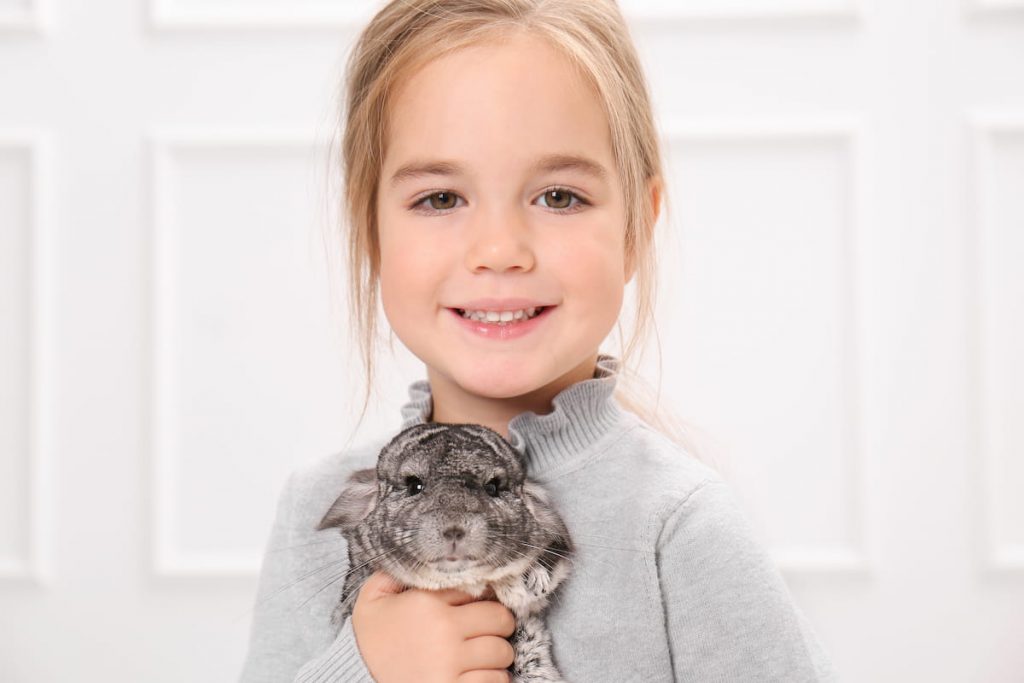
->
[451, 373, 538, 399]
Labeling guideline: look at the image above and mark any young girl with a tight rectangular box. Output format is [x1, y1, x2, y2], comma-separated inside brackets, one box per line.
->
[241, 1, 838, 681]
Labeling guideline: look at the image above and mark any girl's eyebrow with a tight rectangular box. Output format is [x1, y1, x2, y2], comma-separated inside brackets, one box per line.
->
[388, 153, 609, 187]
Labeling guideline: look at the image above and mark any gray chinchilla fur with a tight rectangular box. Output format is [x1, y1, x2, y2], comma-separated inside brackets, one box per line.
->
[317, 422, 574, 682]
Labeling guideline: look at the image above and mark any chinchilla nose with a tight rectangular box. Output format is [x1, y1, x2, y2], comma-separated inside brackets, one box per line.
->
[442, 525, 465, 542]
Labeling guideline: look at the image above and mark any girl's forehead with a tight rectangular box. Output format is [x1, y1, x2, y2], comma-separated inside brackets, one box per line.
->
[383, 34, 611, 176]
[391, 36, 598, 119]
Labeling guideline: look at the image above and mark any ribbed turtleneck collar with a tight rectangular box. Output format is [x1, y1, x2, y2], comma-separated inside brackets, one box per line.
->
[399, 353, 628, 477]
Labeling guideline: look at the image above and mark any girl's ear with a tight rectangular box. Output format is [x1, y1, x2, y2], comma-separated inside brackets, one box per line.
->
[649, 174, 663, 224]
[317, 468, 379, 531]
[625, 175, 664, 283]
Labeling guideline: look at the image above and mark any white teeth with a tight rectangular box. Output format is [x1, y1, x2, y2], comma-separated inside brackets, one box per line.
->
[458, 306, 542, 323]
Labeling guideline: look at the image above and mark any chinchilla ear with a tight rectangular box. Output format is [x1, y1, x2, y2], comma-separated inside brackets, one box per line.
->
[522, 480, 575, 561]
[317, 467, 379, 532]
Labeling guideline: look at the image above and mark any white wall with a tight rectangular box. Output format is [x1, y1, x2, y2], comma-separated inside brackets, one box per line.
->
[1, 0, 1022, 680]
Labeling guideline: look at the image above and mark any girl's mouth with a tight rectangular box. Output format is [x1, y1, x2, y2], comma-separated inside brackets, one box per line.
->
[448, 305, 556, 340]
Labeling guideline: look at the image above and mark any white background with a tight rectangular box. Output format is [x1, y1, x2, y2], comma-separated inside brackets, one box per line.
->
[1, 0, 1023, 680]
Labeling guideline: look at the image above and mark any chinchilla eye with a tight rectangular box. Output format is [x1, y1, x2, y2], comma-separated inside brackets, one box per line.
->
[483, 477, 501, 497]
[404, 475, 424, 496]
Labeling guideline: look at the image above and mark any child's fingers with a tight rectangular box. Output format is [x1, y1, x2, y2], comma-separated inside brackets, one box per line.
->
[363, 571, 496, 607]
[435, 584, 496, 606]
[362, 569, 407, 599]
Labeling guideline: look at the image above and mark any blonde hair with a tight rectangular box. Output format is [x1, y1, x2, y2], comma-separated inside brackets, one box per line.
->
[324, 0, 710, 464]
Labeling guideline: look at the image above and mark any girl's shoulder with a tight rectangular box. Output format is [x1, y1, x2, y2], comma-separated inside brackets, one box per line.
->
[618, 421, 781, 585]
[558, 412, 739, 544]
[610, 411, 729, 502]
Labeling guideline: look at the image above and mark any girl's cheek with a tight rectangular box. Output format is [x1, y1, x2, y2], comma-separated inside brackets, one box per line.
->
[380, 230, 451, 286]
[549, 227, 624, 270]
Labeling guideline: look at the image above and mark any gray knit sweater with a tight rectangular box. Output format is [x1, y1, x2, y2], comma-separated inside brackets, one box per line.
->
[239, 354, 840, 682]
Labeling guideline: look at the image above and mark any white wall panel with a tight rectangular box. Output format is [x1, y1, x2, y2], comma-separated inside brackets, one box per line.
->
[658, 120, 868, 574]
[0, 133, 53, 585]
[149, 132, 349, 578]
[970, 113, 1024, 573]
[622, 0, 858, 23]
[149, 0, 373, 30]
[0, 0, 44, 33]
[149, 0, 860, 30]
[966, 0, 1024, 16]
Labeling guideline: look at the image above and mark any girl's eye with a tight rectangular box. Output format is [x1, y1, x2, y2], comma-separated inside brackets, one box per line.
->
[538, 188, 585, 212]
[417, 191, 460, 213]
[410, 187, 589, 215]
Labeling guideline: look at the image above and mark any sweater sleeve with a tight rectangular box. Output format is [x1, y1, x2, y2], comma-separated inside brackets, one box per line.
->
[655, 479, 840, 682]
[239, 469, 377, 683]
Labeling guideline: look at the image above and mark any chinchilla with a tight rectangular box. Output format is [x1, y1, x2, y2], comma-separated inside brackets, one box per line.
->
[317, 422, 574, 682]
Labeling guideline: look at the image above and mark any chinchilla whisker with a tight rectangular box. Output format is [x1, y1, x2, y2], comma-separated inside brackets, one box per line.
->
[484, 539, 570, 612]
[273, 539, 414, 611]
[486, 531, 576, 566]
[262, 543, 391, 609]
[490, 544, 598, 590]
[293, 566, 346, 610]
[344, 534, 428, 584]
[344, 543, 407, 577]
[296, 547, 403, 611]
[407, 554, 428, 577]
[499, 535, 622, 571]
[294, 567, 354, 613]
[254, 559, 352, 609]
[491, 538, 570, 613]
[487, 537, 529, 562]
[512, 526, 640, 551]
[566, 533, 643, 549]
[559, 539, 641, 554]
[266, 538, 348, 553]
[479, 535, 528, 568]
[514, 540, 573, 563]
[229, 558, 346, 623]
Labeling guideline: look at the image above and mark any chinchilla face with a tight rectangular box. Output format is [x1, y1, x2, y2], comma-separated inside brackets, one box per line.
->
[319, 422, 572, 588]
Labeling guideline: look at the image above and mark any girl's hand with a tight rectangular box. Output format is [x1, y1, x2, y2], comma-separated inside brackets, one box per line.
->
[351, 569, 517, 683]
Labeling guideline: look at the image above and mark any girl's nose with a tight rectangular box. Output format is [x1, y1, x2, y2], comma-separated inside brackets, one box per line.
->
[464, 209, 536, 273]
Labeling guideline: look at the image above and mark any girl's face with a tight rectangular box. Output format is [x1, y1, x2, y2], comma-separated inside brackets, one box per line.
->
[377, 31, 642, 417]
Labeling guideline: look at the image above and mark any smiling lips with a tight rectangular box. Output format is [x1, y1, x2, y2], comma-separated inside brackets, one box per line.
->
[449, 304, 556, 339]
[455, 306, 545, 324]
[454, 297, 554, 311]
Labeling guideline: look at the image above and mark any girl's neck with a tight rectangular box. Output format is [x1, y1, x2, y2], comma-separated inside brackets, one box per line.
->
[426, 352, 600, 439]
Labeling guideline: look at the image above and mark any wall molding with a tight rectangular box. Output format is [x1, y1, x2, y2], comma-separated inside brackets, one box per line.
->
[147, 0, 860, 31]
[0, 131, 54, 586]
[624, 0, 860, 26]
[147, 130, 327, 578]
[964, 0, 1024, 19]
[0, 0, 47, 34]
[660, 117, 873, 576]
[148, 0, 374, 31]
[967, 110, 1024, 575]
